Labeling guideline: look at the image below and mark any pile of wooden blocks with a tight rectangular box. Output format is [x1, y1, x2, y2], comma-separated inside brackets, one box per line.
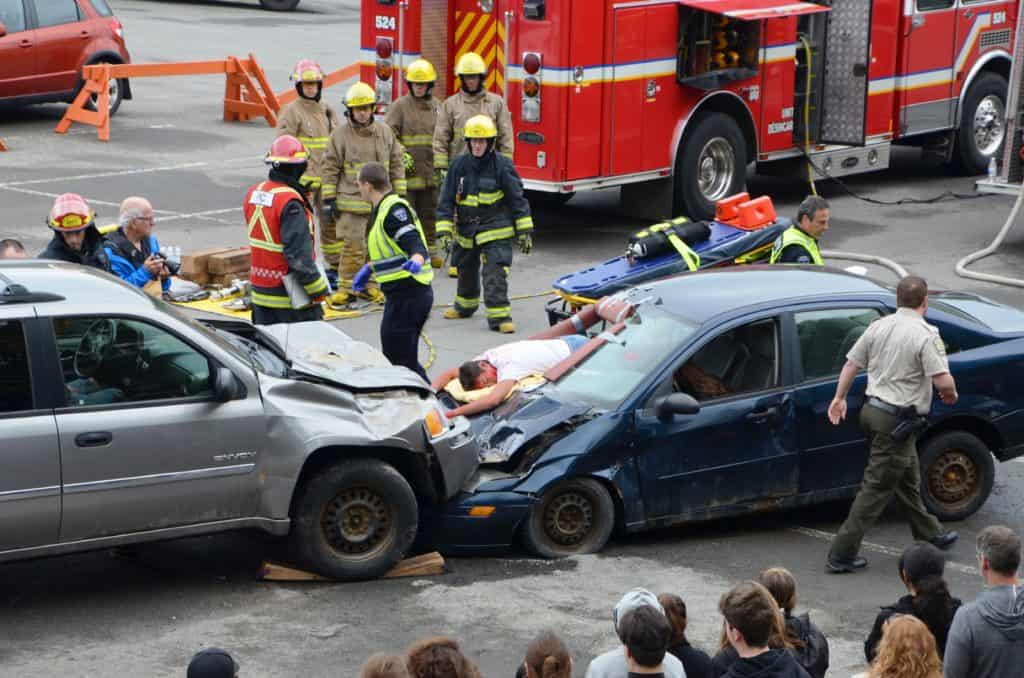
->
[179, 247, 251, 286]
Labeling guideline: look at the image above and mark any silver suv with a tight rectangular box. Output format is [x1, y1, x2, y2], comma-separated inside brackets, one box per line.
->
[0, 261, 479, 580]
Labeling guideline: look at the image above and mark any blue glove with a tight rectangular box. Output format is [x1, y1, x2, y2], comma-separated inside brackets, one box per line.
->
[352, 263, 372, 292]
[402, 258, 423, 274]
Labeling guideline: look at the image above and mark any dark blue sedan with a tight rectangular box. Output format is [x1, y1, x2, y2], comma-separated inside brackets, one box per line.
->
[428, 267, 1024, 557]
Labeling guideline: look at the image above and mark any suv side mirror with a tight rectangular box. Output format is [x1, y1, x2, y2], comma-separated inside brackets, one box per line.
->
[0, 22, 7, 37]
[213, 367, 242, 402]
[654, 393, 700, 421]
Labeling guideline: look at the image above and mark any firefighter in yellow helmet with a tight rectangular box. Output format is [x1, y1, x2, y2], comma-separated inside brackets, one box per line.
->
[433, 51, 514, 278]
[385, 59, 444, 270]
[321, 81, 407, 306]
[436, 114, 533, 334]
[276, 59, 342, 272]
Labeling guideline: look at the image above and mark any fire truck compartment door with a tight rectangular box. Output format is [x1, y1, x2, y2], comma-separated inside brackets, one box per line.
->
[673, 0, 829, 21]
[819, 0, 874, 146]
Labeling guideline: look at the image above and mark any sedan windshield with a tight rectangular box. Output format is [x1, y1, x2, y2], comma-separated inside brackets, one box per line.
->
[553, 306, 696, 409]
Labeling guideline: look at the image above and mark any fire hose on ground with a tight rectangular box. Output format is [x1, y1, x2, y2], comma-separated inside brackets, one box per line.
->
[955, 176, 1024, 288]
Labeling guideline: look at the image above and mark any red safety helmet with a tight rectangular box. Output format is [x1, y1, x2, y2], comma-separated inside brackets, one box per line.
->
[290, 59, 325, 83]
[266, 135, 309, 166]
[48, 193, 95, 232]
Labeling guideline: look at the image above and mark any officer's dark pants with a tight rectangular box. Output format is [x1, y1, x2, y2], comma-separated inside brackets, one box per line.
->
[380, 283, 433, 382]
[452, 237, 513, 327]
[829, 404, 943, 561]
[251, 304, 324, 326]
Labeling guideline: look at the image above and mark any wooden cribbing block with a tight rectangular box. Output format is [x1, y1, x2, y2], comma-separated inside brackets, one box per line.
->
[180, 247, 233, 278]
[207, 248, 251, 274]
[259, 551, 446, 582]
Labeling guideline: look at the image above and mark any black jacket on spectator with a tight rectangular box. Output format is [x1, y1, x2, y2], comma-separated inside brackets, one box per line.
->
[864, 593, 962, 661]
[785, 614, 828, 678]
[668, 640, 714, 678]
[38, 226, 110, 271]
[722, 649, 809, 678]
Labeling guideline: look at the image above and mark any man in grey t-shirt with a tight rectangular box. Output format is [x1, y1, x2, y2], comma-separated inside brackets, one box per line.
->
[825, 275, 959, 573]
[585, 588, 687, 678]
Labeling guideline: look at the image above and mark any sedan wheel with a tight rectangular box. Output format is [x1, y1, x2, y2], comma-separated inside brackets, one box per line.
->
[523, 477, 615, 558]
[919, 431, 995, 521]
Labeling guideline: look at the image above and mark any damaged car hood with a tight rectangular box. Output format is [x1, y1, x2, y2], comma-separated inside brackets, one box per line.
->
[259, 321, 430, 393]
[471, 390, 594, 464]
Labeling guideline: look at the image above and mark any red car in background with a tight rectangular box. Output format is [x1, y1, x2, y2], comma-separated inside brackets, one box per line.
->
[0, 0, 131, 114]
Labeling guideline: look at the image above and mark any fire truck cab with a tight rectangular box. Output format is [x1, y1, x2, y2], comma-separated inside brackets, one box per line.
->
[362, 0, 1013, 220]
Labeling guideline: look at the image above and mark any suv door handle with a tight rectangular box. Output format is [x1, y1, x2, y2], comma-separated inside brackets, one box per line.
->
[745, 406, 779, 423]
[79, 30, 90, 39]
[18, 38, 32, 47]
[75, 431, 112, 447]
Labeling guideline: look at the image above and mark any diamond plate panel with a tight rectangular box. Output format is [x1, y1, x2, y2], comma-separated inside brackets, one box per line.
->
[820, 0, 873, 145]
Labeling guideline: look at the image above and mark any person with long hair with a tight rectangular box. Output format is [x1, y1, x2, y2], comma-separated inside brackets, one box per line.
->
[864, 542, 961, 661]
[406, 637, 483, 678]
[712, 586, 793, 676]
[866, 615, 942, 678]
[759, 568, 829, 678]
[658, 593, 713, 678]
[521, 631, 572, 678]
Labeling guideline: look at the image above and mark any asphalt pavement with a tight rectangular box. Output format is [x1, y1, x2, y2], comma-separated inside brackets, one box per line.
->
[2, 1, 1024, 676]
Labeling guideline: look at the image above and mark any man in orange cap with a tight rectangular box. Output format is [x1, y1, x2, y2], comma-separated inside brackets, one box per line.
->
[38, 193, 110, 271]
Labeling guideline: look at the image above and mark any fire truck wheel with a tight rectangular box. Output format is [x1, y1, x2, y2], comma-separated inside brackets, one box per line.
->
[675, 113, 747, 220]
[260, 0, 300, 10]
[954, 72, 1008, 174]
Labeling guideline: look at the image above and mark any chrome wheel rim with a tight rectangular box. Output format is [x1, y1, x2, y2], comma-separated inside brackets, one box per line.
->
[697, 137, 736, 202]
[973, 94, 1005, 157]
[90, 76, 119, 112]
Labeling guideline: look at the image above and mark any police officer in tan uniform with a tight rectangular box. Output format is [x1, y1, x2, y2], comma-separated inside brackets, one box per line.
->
[826, 275, 960, 573]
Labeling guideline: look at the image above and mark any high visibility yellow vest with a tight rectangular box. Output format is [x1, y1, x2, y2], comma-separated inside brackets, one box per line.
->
[367, 194, 434, 285]
[769, 226, 823, 265]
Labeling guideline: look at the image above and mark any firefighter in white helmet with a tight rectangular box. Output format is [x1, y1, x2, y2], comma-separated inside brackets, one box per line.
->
[321, 81, 406, 306]
[385, 58, 444, 269]
[276, 59, 342, 272]
[433, 51, 514, 278]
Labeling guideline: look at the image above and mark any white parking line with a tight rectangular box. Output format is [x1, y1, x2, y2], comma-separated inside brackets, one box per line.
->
[787, 526, 980, 576]
[0, 162, 209, 187]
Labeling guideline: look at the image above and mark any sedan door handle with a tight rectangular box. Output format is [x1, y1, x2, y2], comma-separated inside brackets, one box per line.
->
[79, 30, 89, 38]
[75, 431, 112, 447]
[745, 406, 779, 423]
[18, 38, 32, 48]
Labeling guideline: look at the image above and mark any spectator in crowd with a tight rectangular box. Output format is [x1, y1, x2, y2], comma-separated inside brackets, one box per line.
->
[619, 606, 672, 677]
[865, 542, 961, 662]
[943, 525, 1024, 678]
[862, 615, 941, 678]
[362, 653, 411, 678]
[718, 581, 809, 678]
[406, 637, 483, 678]
[759, 568, 829, 678]
[38, 193, 109, 271]
[712, 592, 791, 676]
[584, 588, 687, 678]
[104, 196, 171, 292]
[186, 647, 239, 678]
[658, 592, 714, 678]
[0, 238, 26, 259]
[521, 630, 572, 678]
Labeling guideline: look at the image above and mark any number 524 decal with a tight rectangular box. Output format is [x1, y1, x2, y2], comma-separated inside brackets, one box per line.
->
[375, 15, 396, 30]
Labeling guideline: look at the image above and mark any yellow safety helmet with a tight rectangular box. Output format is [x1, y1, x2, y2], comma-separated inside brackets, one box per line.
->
[344, 81, 377, 109]
[455, 52, 487, 77]
[464, 114, 497, 139]
[405, 58, 437, 83]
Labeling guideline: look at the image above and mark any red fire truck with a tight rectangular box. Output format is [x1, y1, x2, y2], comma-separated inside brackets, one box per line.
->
[361, 0, 1014, 219]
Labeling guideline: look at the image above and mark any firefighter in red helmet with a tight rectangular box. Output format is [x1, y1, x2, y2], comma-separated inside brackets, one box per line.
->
[243, 135, 330, 325]
[38, 193, 110, 271]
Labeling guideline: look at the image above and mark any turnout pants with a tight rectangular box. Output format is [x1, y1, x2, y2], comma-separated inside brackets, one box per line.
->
[380, 284, 434, 382]
[252, 304, 324, 326]
[407, 187, 438, 257]
[452, 237, 514, 326]
[829, 404, 943, 561]
[336, 211, 377, 294]
[312, 189, 342, 268]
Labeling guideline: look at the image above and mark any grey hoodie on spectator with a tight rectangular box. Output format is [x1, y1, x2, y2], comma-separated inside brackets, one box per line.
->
[943, 584, 1024, 678]
[584, 588, 687, 678]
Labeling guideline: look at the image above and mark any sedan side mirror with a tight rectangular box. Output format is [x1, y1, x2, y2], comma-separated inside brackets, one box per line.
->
[213, 367, 242, 402]
[654, 393, 701, 421]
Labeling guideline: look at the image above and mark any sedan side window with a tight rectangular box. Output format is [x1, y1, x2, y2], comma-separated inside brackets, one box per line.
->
[53, 317, 213, 407]
[0, 0, 27, 33]
[673, 319, 778, 401]
[0, 319, 33, 413]
[35, 0, 80, 28]
[795, 308, 881, 381]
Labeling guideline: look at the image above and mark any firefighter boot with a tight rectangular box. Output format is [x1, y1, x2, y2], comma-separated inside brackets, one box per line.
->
[448, 266, 458, 278]
[489, 319, 516, 334]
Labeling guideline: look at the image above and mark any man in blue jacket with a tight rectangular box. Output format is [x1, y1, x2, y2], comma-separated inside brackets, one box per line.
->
[104, 196, 171, 291]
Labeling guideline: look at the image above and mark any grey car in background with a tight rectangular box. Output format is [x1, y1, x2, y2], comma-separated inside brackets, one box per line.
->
[0, 261, 479, 580]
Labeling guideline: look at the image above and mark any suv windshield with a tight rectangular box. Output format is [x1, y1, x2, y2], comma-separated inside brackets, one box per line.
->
[553, 306, 696, 409]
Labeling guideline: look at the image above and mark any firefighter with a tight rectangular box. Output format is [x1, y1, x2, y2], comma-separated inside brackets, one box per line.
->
[354, 161, 434, 382]
[276, 59, 342, 274]
[769, 195, 829, 265]
[436, 114, 533, 334]
[38, 193, 110, 271]
[433, 51, 514, 278]
[385, 58, 444, 269]
[244, 135, 330, 325]
[321, 81, 406, 306]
